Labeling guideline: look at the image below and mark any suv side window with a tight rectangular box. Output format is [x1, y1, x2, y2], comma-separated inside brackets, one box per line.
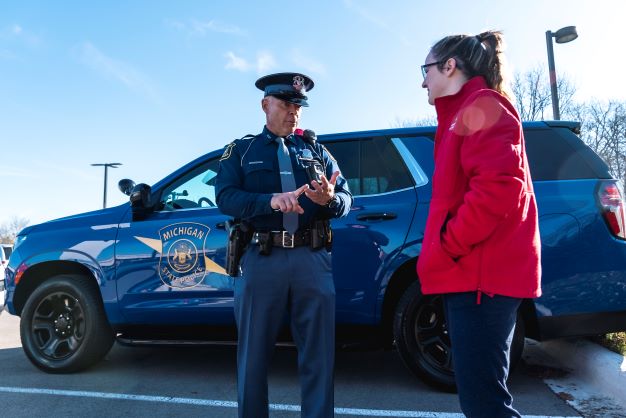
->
[158, 159, 220, 211]
[398, 136, 435, 180]
[324, 137, 413, 197]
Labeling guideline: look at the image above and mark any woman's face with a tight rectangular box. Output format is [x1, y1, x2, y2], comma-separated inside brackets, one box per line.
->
[421, 52, 447, 105]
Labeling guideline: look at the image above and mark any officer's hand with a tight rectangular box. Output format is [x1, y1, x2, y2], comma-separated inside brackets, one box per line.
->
[304, 171, 339, 206]
[271, 184, 309, 214]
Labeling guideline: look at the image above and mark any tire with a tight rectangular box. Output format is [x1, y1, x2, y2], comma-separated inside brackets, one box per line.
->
[393, 282, 526, 392]
[20, 274, 115, 373]
[394, 282, 455, 392]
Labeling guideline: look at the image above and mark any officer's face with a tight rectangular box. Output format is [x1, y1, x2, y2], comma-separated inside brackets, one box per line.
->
[262, 96, 302, 137]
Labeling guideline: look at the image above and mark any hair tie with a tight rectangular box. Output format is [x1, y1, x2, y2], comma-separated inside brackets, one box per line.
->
[476, 35, 487, 50]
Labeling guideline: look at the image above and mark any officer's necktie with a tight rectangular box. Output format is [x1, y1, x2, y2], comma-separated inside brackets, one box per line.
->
[275, 137, 299, 234]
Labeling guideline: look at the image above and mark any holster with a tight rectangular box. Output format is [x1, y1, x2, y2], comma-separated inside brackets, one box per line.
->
[255, 232, 272, 256]
[225, 219, 253, 277]
[311, 220, 332, 251]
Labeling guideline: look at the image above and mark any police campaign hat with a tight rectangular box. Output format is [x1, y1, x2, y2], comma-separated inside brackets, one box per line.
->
[255, 72, 314, 107]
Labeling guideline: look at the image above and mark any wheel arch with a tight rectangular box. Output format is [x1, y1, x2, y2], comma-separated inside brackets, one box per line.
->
[380, 256, 419, 346]
[13, 260, 99, 316]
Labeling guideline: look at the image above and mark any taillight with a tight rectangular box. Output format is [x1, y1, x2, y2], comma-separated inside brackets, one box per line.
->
[14, 263, 28, 285]
[598, 181, 626, 240]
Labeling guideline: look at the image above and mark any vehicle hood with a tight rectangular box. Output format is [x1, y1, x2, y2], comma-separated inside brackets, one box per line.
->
[18, 204, 130, 236]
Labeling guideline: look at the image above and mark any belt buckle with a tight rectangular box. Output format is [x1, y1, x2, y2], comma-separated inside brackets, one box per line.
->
[282, 231, 294, 248]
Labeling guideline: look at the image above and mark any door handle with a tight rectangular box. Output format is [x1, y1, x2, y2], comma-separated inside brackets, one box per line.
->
[356, 212, 397, 221]
[216, 222, 226, 230]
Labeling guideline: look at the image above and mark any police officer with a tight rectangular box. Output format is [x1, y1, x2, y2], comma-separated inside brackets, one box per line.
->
[215, 72, 352, 418]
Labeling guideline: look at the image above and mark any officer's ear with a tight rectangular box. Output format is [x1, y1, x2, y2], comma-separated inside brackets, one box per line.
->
[261, 97, 270, 114]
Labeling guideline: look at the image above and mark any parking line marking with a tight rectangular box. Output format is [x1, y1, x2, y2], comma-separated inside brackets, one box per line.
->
[0, 386, 579, 417]
[0, 386, 237, 407]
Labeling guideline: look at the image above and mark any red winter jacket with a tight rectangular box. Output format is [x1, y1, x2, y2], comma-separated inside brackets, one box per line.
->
[416, 76, 541, 300]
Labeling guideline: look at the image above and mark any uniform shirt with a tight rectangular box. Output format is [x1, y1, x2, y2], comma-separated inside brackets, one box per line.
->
[215, 126, 352, 230]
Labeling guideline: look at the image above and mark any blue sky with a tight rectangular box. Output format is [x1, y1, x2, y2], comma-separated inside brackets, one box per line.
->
[1, 0, 625, 226]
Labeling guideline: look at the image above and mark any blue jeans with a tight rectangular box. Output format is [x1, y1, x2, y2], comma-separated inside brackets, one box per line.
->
[443, 292, 522, 418]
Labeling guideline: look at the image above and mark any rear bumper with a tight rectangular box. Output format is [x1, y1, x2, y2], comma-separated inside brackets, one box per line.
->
[537, 309, 626, 340]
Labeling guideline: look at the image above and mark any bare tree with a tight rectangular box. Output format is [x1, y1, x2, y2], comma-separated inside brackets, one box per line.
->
[391, 115, 437, 128]
[578, 100, 626, 187]
[512, 66, 550, 121]
[0, 216, 30, 244]
[557, 75, 578, 120]
[511, 65, 577, 121]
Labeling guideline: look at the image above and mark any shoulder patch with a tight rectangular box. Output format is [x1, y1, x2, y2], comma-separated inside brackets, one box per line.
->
[220, 134, 257, 162]
[220, 142, 237, 161]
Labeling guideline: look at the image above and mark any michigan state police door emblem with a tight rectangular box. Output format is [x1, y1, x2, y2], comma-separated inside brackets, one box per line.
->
[158, 222, 210, 288]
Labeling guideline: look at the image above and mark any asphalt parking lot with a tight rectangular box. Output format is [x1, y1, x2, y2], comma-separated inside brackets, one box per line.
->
[1, 310, 592, 418]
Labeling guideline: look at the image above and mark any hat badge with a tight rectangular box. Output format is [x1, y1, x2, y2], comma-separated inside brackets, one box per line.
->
[293, 75, 305, 92]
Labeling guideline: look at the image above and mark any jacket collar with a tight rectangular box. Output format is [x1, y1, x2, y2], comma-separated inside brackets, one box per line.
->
[434, 76, 489, 127]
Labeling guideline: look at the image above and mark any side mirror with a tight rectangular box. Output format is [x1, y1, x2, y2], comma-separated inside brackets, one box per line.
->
[118, 179, 136, 196]
[129, 183, 153, 221]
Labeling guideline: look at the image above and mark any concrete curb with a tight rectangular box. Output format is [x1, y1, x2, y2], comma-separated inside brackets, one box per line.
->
[524, 338, 626, 415]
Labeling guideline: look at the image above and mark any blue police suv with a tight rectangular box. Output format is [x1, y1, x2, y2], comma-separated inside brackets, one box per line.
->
[3, 121, 626, 391]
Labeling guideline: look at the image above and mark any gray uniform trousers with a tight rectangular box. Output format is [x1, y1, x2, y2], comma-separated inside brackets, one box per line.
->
[234, 244, 335, 418]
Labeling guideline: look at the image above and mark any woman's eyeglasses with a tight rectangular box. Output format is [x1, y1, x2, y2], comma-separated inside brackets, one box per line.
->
[421, 61, 444, 79]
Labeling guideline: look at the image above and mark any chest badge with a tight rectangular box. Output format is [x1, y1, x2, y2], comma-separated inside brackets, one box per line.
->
[299, 149, 314, 160]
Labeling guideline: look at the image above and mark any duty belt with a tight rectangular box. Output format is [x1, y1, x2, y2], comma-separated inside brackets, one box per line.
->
[252, 230, 310, 248]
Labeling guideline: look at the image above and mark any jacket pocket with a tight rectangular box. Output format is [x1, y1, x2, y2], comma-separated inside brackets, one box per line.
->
[417, 208, 459, 278]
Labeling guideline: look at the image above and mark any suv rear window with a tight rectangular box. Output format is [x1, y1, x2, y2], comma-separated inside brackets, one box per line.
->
[525, 127, 611, 181]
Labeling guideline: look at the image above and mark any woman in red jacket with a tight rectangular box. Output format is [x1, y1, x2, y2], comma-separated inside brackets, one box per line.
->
[417, 30, 541, 418]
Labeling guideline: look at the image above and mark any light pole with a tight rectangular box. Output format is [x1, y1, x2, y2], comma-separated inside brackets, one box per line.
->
[91, 163, 122, 208]
[545, 25, 578, 120]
